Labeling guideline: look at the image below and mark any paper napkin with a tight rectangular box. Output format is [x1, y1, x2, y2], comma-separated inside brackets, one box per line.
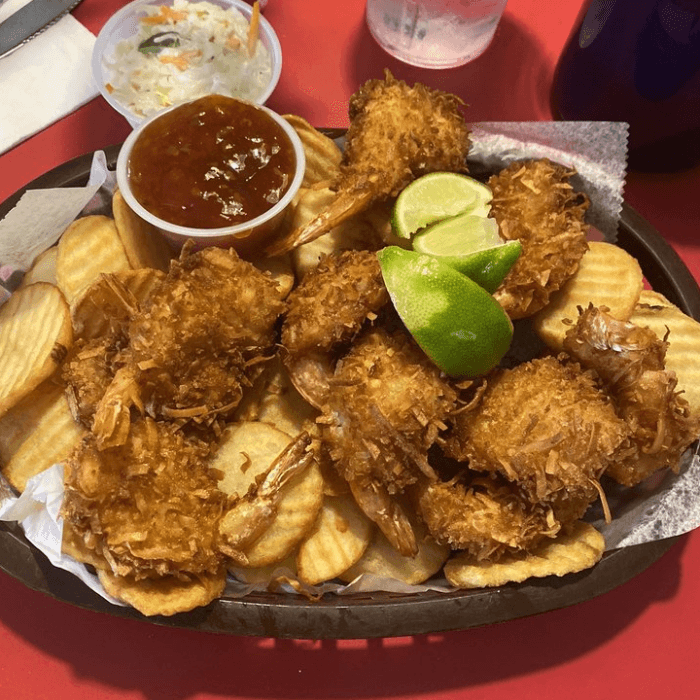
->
[0, 0, 98, 155]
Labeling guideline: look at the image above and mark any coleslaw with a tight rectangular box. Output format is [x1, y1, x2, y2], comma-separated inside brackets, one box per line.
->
[103, 1, 273, 120]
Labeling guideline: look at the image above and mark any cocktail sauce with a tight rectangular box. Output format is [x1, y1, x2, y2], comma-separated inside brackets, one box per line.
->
[127, 95, 296, 228]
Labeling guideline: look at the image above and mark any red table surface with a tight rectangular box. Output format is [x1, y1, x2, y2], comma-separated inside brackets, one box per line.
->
[2, 1, 700, 699]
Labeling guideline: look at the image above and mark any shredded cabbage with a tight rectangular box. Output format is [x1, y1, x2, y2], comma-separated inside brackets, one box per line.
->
[104, 1, 273, 120]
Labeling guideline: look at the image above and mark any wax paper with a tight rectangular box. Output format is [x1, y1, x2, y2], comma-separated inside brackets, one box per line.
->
[0, 151, 114, 292]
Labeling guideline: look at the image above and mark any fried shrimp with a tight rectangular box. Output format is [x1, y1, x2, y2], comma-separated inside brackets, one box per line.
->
[267, 71, 471, 255]
[444, 355, 628, 524]
[282, 249, 389, 357]
[489, 159, 590, 319]
[62, 417, 227, 580]
[88, 246, 285, 447]
[319, 328, 458, 555]
[413, 474, 559, 561]
[281, 250, 454, 555]
[563, 304, 700, 486]
[281, 249, 390, 409]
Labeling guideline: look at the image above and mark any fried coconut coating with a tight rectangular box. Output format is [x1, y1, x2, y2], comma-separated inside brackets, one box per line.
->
[62, 331, 129, 427]
[414, 474, 559, 561]
[342, 70, 471, 197]
[268, 70, 471, 254]
[324, 327, 458, 490]
[563, 305, 700, 486]
[444, 355, 628, 523]
[282, 249, 389, 355]
[489, 159, 590, 319]
[91, 246, 285, 445]
[319, 327, 458, 555]
[62, 417, 227, 580]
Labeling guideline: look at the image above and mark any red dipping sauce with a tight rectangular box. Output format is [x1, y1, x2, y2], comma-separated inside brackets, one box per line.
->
[127, 94, 296, 229]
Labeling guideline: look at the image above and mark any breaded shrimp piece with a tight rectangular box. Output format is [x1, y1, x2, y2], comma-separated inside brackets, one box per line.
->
[282, 250, 389, 356]
[281, 249, 390, 410]
[267, 71, 471, 255]
[62, 417, 227, 580]
[444, 355, 628, 523]
[320, 328, 459, 556]
[282, 253, 457, 556]
[414, 474, 560, 561]
[489, 159, 590, 319]
[563, 305, 700, 486]
[92, 246, 285, 446]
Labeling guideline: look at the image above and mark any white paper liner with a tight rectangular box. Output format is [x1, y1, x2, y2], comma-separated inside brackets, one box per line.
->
[590, 448, 700, 550]
[0, 465, 125, 606]
[0, 151, 113, 294]
[0, 122, 696, 608]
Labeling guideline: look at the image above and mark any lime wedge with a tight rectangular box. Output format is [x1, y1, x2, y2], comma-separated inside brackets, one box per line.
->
[412, 213, 501, 257]
[430, 240, 522, 294]
[392, 172, 492, 239]
[468, 201, 492, 218]
[377, 247, 513, 377]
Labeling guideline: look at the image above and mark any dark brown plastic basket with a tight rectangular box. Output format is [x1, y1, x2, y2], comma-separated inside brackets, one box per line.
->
[1, 141, 698, 639]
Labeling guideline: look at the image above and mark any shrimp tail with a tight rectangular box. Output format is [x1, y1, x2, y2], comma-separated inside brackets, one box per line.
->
[219, 432, 314, 561]
[349, 478, 418, 558]
[265, 187, 374, 256]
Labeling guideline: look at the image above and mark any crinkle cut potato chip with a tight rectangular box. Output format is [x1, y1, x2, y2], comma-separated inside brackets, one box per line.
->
[532, 241, 644, 351]
[282, 115, 342, 186]
[340, 518, 450, 586]
[0, 379, 86, 492]
[296, 493, 374, 585]
[112, 189, 173, 272]
[98, 568, 227, 617]
[19, 246, 58, 288]
[444, 521, 605, 589]
[629, 289, 700, 415]
[56, 215, 132, 305]
[213, 421, 296, 498]
[214, 421, 324, 568]
[233, 355, 319, 438]
[0, 282, 72, 420]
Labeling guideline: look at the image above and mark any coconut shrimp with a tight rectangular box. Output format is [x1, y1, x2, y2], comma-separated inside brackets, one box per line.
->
[267, 71, 471, 256]
[563, 304, 700, 486]
[62, 417, 227, 580]
[281, 248, 390, 408]
[86, 246, 285, 448]
[443, 354, 629, 528]
[320, 328, 460, 556]
[489, 159, 590, 320]
[412, 473, 560, 561]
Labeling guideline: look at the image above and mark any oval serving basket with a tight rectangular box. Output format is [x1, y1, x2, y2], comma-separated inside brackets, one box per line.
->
[1, 139, 699, 639]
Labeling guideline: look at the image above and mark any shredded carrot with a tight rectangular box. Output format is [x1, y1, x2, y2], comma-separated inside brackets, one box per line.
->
[158, 49, 203, 71]
[141, 5, 188, 25]
[105, 82, 114, 94]
[247, 1, 260, 57]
